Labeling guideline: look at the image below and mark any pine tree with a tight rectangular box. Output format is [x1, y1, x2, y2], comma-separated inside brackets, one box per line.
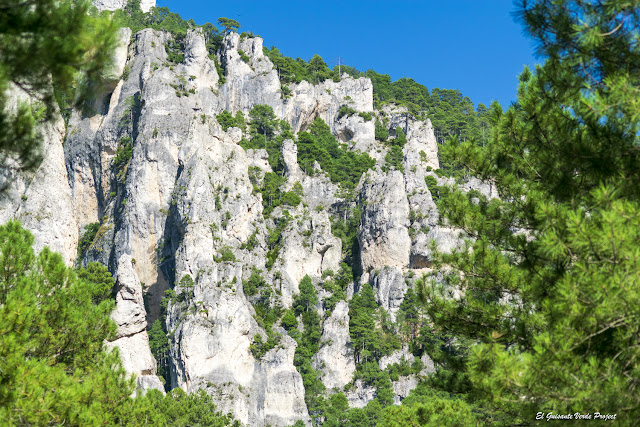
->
[420, 0, 640, 421]
[0, 221, 134, 425]
[0, 0, 117, 178]
[349, 283, 378, 363]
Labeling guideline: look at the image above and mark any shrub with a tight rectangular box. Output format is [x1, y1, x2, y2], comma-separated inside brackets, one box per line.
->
[358, 112, 373, 122]
[77, 222, 100, 259]
[337, 105, 357, 120]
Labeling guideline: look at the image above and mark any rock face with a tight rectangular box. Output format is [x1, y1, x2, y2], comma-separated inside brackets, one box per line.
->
[1, 24, 457, 423]
[313, 301, 356, 390]
[358, 170, 411, 273]
[0, 88, 78, 266]
[106, 254, 165, 393]
[93, 0, 156, 13]
[369, 267, 408, 321]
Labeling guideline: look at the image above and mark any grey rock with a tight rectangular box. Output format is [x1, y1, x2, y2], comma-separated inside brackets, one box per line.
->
[313, 301, 356, 390]
[346, 379, 376, 408]
[0, 87, 78, 265]
[369, 267, 408, 321]
[93, 0, 155, 13]
[378, 345, 415, 371]
[106, 254, 164, 392]
[358, 170, 411, 273]
[392, 376, 419, 405]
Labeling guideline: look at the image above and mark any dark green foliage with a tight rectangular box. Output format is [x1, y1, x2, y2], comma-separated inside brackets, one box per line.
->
[76, 262, 115, 304]
[279, 190, 302, 207]
[320, 278, 347, 315]
[265, 210, 290, 269]
[217, 111, 237, 131]
[175, 275, 195, 304]
[242, 267, 265, 297]
[165, 37, 185, 64]
[255, 172, 286, 217]
[384, 145, 404, 172]
[248, 104, 278, 139]
[239, 231, 259, 251]
[294, 275, 318, 314]
[113, 2, 196, 37]
[395, 287, 420, 342]
[424, 175, 438, 190]
[0, 221, 130, 424]
[290, 275, 325, 421]
[348, 283, 378, 363]
[239, 105, 288, 175]
[297, 118, 375, 190]
[249, 330, 280, 359]
[77, 222, 100, 259]
[390, 127, 406, 147]
[281, 309, 298, 331]
[127, 388, 240, 426]
[0, 0, 118, 177]
[418, 0, 640, 422]
[337, 105, 357, 120]
[237, 49, 251, 64]
[213, 246, 236, 263]
[380, 385, 478, 426]
[374, 119, 389, 141]
[330, 205, 362, 269]
[149, 319, 169, 387]
[113, 136, 134, 172]
[217, 17, 241, 33]
[358, 112, 373, 122]
[246, 269, 282, 359]
[263, 47, 337, 85]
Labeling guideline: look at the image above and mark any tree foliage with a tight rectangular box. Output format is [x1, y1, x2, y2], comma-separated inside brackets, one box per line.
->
[0, 0, 117, 180]
[217, 17, 241, 33]
[0, 221, 130, 424]
[421, 0, 640, 422]
[297, 118, 375, 190]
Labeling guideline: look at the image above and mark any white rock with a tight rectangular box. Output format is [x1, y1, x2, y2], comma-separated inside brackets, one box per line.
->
[358, 170, 411, 273]
[313, 301, 356, 390]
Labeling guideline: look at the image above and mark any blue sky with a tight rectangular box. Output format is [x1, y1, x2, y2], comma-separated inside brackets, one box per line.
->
[158, 0, 539, 108]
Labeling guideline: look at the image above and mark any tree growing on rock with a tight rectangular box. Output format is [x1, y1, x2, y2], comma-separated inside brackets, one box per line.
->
[217, 17, 241, 33]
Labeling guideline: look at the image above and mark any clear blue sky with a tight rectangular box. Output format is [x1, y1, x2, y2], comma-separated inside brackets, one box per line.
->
[158, 0, 539, 108]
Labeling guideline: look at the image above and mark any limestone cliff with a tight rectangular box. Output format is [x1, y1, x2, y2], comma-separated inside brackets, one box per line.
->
[0, 18, 488, 424]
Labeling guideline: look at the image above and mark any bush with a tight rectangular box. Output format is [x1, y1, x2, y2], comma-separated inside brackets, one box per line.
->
[280, 191, 301, 206]
[237, 49, 250, 64]
[384, 145, 404, 172]
[113, 136, 133, 171]
[337, 105, 357, 120]
[213, 246, 236, 263]
[424, 175, 438, 189]
[359, 112, 373, 122]
[216, 110, 236, 131]
[77, 222, 100, 259]
[375, 119, 388, 141]
[243, 268, 265, 296]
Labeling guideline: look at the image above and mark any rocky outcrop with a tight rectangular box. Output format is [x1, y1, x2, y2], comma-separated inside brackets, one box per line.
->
[369, 267, 408, 320]
[313, 301, 356, 390]
[1, 22, 459, 423]
[271, 207, 342, 306]
[346, 379, 377, 408]
[358, 170, 411, 273]
[106, 254, 164, 393]
[0, 89, 78, 266]
[93, 0, 156, 13]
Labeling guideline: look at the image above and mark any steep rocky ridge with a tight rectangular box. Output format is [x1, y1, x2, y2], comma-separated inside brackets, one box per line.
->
[0, 15, 488, 424]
